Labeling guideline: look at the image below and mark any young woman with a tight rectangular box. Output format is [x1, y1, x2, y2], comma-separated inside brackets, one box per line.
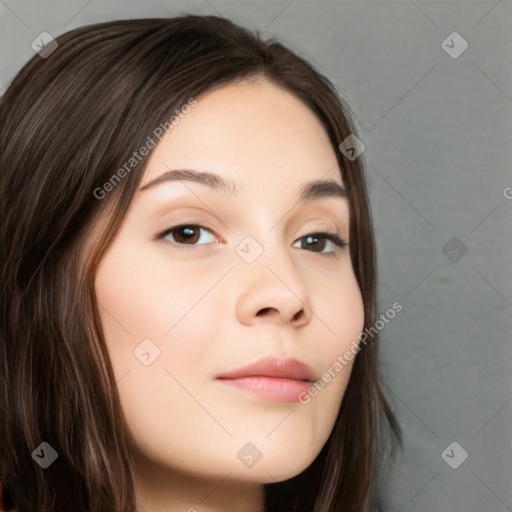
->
[0, 15, 401, 512]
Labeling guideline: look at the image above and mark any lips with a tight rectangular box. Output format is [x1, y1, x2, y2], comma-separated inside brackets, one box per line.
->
[216, 356, 317, 382]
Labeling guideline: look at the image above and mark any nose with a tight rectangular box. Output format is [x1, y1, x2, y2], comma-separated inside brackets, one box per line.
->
[235, 246, 312, 328]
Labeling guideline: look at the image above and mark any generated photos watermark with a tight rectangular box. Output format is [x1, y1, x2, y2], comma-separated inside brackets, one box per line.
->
[298, 301, 403, 404]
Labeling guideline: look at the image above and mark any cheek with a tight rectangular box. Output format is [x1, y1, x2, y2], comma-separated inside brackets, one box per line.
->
[94, 239, 219, 393]
[95, 233, 216, 338]
[321, 267, 365, 350]
[314, 269, 364, 393]
[94, 244, 218, 458]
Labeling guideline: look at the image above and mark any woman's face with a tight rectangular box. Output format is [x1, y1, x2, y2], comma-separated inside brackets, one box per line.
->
[94, 79, 364, 485]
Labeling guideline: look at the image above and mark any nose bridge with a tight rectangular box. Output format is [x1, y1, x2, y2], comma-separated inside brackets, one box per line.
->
[234, 228, 311, 325]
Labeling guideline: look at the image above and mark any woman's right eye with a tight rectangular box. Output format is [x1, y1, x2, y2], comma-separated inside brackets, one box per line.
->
[160, 225, 218, 251]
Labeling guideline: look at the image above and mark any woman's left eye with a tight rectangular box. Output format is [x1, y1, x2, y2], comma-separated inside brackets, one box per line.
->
[292, 232, 347, 254]
[159, 225, 347, 254]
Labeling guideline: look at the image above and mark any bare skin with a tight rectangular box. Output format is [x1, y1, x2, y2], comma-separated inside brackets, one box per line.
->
[94, 78, 364, 512]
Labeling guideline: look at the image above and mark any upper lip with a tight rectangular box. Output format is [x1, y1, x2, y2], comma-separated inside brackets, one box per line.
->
[216, 356, 317, 382]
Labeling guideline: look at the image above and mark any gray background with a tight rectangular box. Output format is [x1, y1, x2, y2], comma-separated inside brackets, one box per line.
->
[1, 1, 511, 510]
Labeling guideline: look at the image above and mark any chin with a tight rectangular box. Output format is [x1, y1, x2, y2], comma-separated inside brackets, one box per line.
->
[232, 450, 318, 484]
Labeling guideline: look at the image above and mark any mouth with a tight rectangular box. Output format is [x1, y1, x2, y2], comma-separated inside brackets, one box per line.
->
[216, 356, 317, 402]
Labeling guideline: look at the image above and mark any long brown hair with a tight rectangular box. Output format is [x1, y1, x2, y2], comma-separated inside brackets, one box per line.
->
[0, 15, 401, 512]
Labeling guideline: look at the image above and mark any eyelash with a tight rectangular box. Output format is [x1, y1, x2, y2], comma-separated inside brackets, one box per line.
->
[158, 224, 347, 256]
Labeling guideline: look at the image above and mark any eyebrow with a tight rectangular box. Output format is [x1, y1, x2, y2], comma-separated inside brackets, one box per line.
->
[138, 168, 347, 203]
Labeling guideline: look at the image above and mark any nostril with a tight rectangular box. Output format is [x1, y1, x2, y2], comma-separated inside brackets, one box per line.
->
[256, 308, 304, 321]
[291, 310, 303, 322]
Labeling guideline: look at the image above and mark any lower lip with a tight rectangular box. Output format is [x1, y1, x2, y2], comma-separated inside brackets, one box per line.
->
[216, 376, 313, 402]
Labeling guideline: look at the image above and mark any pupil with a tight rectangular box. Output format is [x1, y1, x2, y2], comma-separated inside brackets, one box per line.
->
[306, 235, 322, 251]
[176, 226, 198, 243]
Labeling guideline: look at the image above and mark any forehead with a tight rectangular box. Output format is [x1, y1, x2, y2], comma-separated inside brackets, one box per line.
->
[140, 79, 344, 195]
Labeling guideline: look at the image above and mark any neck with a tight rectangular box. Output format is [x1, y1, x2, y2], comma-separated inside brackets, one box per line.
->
[133, 456, 266, 512]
